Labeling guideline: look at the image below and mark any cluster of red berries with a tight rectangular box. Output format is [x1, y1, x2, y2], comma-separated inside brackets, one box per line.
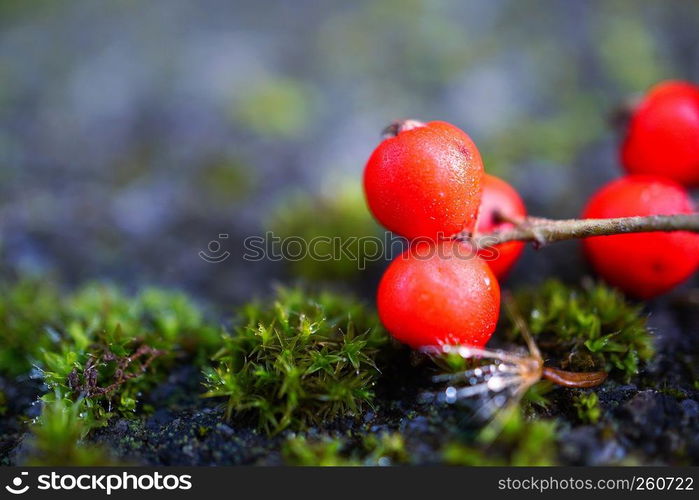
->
[584, 80, 699, 299]
[364, 121, 519, 349]
[363, 81, 699, 349]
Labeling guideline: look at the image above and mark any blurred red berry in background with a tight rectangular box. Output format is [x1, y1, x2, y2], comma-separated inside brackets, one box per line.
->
[621, 80, 699, 186]
[582, 175, 699, 299]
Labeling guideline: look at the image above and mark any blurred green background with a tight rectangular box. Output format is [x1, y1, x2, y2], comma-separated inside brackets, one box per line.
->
[0, 0, 698, 303]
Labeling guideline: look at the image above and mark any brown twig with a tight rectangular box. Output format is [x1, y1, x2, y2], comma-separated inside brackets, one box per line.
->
[467, 213, 699, 249]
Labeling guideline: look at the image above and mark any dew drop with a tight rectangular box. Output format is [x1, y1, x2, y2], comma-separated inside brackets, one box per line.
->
[445, 386, 457, 404]
[487, 376, 506, 391]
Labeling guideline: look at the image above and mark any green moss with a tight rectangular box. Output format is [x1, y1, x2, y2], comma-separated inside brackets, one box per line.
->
[266, 182, 381, 281]
[281, 432, 408, 466]
[203, 287, 388, 434]
[361, 432, 409, 465]
[512, 280, 653, 380]
[522, 381, 555, 410]
[443, 409, 558, 466]
[0, 278, 63, 376]
[282, 435, 356, 466]
[22, 394, 118, 466]
[1, 279, 220, 379]
[66, 284, 221, 359]
[1, 277, 223, 445]
[573, 391, 601, 424]
[37, 283, 221, 427]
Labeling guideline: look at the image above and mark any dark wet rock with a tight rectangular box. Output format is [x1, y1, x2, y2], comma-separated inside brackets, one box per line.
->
[0, 377, 43, 465]
[558, 426, 624, 465]
[215, 423, 235, 437]
[681, 399, 699, 419]
[614, 390, 692, 463]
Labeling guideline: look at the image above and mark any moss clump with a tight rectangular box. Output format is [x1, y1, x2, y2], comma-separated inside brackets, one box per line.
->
[443, 409, 558, 466]
[282, 432, 408, 466]
[1, 277, 222, 443]
[22, 394, 117, 466]
[573, 391, 601, 424]
[64, 284, 221, 362]
[203, 287, 388, 434]
[512, 280, 653, 380]
[38, 283, 221, 427]
[266, 182, 382, 281]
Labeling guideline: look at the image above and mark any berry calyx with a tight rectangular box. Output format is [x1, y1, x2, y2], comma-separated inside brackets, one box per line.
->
[377, 240, 500, 348]
[582, 175, 699, 299]
[363, 120, 484, 241]
[621, 80, 699, 186]
[476, 174, 527, 279]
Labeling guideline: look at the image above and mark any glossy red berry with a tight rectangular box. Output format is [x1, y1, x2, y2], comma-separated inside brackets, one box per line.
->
[582, 175, 699, 299]
[363, 120, 484, 240]
[377, 240, 500, 348]
[476, 174, 527, 279]
[621, 80, 699, 186]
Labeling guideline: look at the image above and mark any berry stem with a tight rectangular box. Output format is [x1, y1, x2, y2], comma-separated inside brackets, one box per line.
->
[469, 213, 699, 249]
[381, 119, 427, 138]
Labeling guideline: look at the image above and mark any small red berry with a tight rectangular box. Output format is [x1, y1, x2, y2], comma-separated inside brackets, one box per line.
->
[582, 175, 699, 299]
[363, 120, 484, 240]
[476, 174, 527, 279]
[621, 80, 699, 186]
[377, 240, 500, 348]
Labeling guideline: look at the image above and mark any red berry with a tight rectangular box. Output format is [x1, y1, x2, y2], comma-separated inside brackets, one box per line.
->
[363, 120, 484, 240]
[476, 174, 527, 279]
[582, 175, 699, 299]
[621, 80, 699, 186]
[377, 240, 500, 348]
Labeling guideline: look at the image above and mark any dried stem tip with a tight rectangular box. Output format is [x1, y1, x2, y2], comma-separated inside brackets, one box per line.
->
[542, 366, 608, 388]
[382, 119, 427, 138]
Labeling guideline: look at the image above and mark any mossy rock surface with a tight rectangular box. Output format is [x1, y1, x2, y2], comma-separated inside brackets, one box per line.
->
[1, 279, 698, 466]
